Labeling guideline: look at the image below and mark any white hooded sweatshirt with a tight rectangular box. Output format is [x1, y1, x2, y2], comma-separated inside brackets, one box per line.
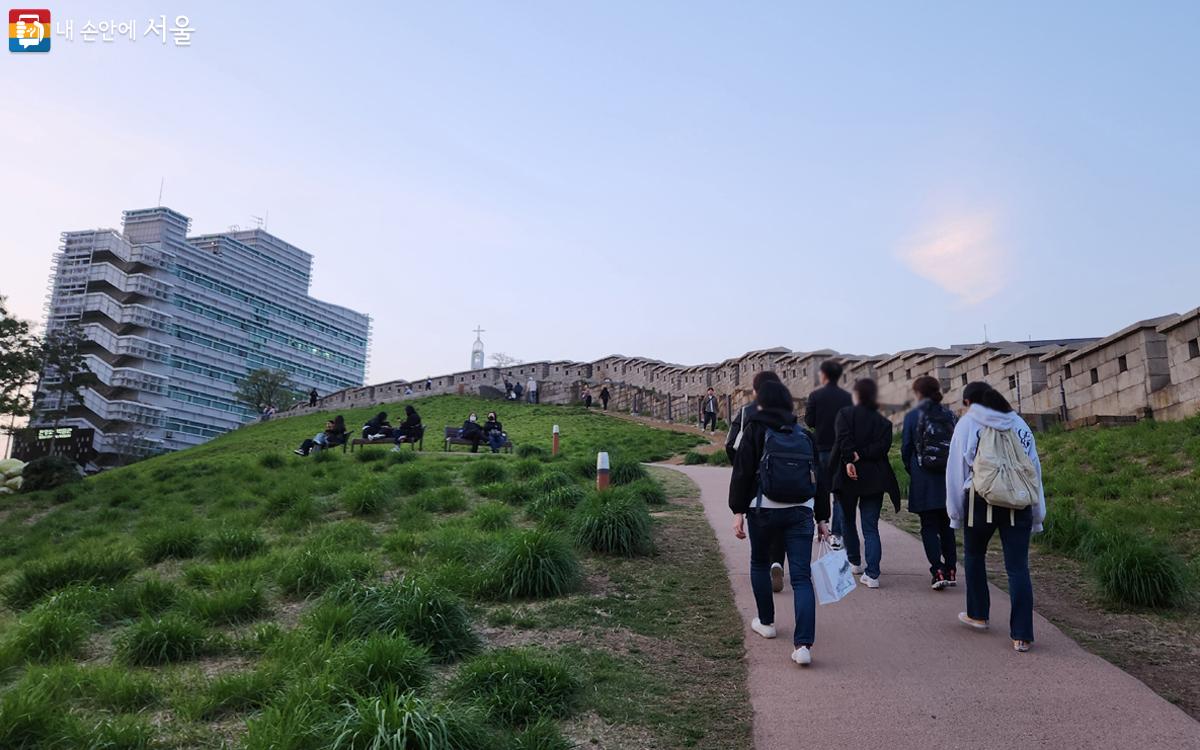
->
[944, 404, 1046, 533]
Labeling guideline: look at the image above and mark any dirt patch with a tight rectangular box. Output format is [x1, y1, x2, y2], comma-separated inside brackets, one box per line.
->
[565, 711, 661, 750]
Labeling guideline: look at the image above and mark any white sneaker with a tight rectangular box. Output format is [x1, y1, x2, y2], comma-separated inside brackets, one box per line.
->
[860, 573, 880, 589]
[829, 535, 844, 551]
[851, 564, 866, 576]
[751, 618, 777, 639]
[791, 646, 812, 666]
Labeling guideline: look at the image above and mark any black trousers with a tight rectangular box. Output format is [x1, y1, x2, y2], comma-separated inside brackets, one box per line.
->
[918, 509, 957, 576]
[702, 411, 717, 430]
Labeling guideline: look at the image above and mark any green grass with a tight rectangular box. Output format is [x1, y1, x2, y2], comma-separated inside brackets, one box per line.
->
[447, 648, 581, 727]
[117, 614, 209, 665]
[485, 529, 582, 600]
[572, 489, 654, 557]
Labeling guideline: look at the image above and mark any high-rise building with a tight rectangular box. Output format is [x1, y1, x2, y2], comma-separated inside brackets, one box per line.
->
[35, 206, 370, 464]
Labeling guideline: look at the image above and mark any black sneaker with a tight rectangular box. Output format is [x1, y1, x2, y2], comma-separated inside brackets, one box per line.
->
[946, 568, 957, 587]
[931, 571, 949, 591]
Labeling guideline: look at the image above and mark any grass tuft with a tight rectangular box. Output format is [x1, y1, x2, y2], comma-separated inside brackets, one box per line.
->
[1089, 530, 1187, 609]
[340, 477, 389, 515]
[139, 525, 203, 563]
[682, 451, 707, 465]
[186, 582, 269, 625]
[259, 453, 286, 469]
[622, 478, 667, 506]
[571, 491, 653, 557]
[471, 501, 514, 531]
[486, 529, 582, 600]
[465, 460, 509, 487]
[609, 461, 648, 486]
[333, 633, 432, 695]
[4, 550, 139, 609]
[325, 689, 489, 750]
[277, 548, 374, 597]
[511, 717, 574, 750]
[117, 614, 209, 665]
[207, 527, 266, 560]
[447, 648, 581, 727]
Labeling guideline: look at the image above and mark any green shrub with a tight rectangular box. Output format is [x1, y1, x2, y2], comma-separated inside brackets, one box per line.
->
[706, 451, 731, 466]
[325, 689, 489, 749]
[487, 529, 582, 600]
[0, 678, 67, 747]
[117, 614, 208, 665]
[609, 461, 648, 486]
[277, 548, 373, 597]
[54, 664, 160, 711]
[682, 451, 706, 465]
[19, 455, 81, 493]
[511, 717, 573, 750]
[207, 527, 266, 560]
[5, 549, 139, 608]
[569, 457, 597, 480]
[516, 445, 548, 460]
[187, 582, 269, 625]
[387, 465, 431, 495]
[66, 714, 157, 750]
[4, 607, 90, 662]
[512, 459, 545, 480]
[623, 478, 667, 505]
[532, 471, 573, 493]
[572, 492, 653, 556]
[193, 667, 281, 718]
[413, 486, 469, 513]
[341, 477, 389, 515]
[526, 485, 587, 520]
[334, 633, 432, 695]
[448, 648, 581, 727]
[465, 460, 509, 487]
[534, 507, 571, 531]
[500, 482, 535, 506]
[259, 453, 286, 469]
[112, 577, 179, 618]
[139, 525, 202, 563]
[1089, 531, 1187, 608]
[471, 502, 514, 531]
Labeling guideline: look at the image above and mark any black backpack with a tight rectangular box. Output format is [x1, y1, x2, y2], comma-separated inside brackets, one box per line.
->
[756, 425, 818, 504]
[915, 402, 956, 471]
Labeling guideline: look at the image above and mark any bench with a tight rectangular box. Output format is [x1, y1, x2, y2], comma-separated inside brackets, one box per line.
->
[346, 426, 424, 453]
[443, 426, 513, 453]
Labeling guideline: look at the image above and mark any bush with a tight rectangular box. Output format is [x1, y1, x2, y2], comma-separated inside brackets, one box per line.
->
[259, 453, 286, 469]
[341, 477, 389, 515]
[334, 633, 432, 695]
[1089, 530, 1187, 608]
[325, 689, 489, 750]
[207, 527, 266, 560]
[569, 457, 597, 480]
[4, 607, 90, 662]
[139, 525, 202, 563]
[117, 614, 208, 665]
[623, 478, 667, 506]
[112, 577, 179, 618]
[512, 459, 545, 481]
[5, 549, 139, 608]
[531, 471, 573, 493]
[0, 678, 67, 747]
[447, 648, 581, 727]
[499, 482, 535, 506]
[511, 717, 573, 750]
[277, 548, 373, 597]
[187, 583, 269, 625]
[465, 461, 509, 487]
[413, 486, 469, 514]
[471, 502, 514, 531]
[486, 529, 581, 600]
[19, 455, 80, 493]
[609, 461, 648, 486]
[682, 451, 706, 465]
[526, 485, 586, 521]
[706, 451, 731, 466]
[572, 492, 653, 556]
[516, 445, 548, 460]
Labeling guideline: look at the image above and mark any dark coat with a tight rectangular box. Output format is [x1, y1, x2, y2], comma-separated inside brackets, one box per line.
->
[831, 404, 901, 510]
[460, 420, 482, 439]
[728, 407, 831, 522]
[804, 383, 853, 452]
[900, 400, 950, 513]
[483, 418, 503, 436]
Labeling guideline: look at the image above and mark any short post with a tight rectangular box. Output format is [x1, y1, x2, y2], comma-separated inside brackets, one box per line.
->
[596, 451, 610, 491]
[552, 424, 560, 456]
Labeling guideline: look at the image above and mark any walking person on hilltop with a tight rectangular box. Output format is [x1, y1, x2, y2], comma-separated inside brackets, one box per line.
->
[600, 385, 610, 410]
[702, 388, 719, 433]
[901, 376, 958, 590]
[425, 377, 432, 391]
[729, 380, 829, 667]
[947, 382, 1045, 653]
[527, 376, 539, 404]
[727, 371, 788, 592]
[831, 379, 901, 589]
[582, 385, 593, 409]
[308, 388, 318, 407]
[805, 360, 853, 551]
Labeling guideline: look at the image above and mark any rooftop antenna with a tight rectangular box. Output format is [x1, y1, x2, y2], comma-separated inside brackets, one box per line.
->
[157, 177, 164, 206]
[251, 215, 265, 229]
[983, 324, 989, 342]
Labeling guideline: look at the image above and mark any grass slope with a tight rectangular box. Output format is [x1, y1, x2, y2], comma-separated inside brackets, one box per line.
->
[0, 396, 747, 748]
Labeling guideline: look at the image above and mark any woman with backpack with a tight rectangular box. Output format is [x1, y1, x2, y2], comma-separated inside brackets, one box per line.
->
[831, 379, 901, 589]
[901, 376, 958, 591]
[946, 382, 1046, 653]
[728, 380, 830, 667]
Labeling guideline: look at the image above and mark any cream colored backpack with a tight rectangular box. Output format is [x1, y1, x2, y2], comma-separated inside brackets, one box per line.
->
[969, 426, 1039, 525]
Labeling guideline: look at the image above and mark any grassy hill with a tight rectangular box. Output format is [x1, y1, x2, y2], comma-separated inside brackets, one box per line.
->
[0, 396, 748, 749]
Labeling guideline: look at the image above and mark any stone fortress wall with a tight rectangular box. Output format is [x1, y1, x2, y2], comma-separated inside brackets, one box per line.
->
[298, 307, 1200, 430]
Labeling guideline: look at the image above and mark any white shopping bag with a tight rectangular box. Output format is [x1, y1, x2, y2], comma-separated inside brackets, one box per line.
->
[811, 542, 856, 605]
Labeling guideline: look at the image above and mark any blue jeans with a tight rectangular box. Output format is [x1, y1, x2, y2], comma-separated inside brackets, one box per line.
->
[962, 496, 1034, 642]
[487, 432, 506, 453]
[747, 505, 816, 647]
[818, 450, 844, 536]
[839, 492, 883, 578]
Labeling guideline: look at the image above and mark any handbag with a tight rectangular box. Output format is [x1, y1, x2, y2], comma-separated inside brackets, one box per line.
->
[811, 540, 856, 605]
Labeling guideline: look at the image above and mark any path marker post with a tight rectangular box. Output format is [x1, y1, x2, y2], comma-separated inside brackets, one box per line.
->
[596, 451, 610, 491]
[552, 424, 560, 456]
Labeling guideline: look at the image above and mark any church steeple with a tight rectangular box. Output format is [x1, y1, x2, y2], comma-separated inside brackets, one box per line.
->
[471, 326, 485, 370]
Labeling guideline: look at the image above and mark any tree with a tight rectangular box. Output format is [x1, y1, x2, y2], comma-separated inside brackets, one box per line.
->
[234, 368, 298, 413]
[0, 296, 42, 427]
[33, 323, 94, 429]
[490, 353, 523, 368]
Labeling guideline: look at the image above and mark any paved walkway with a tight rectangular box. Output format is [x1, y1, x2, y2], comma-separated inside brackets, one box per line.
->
[666, 465, 1200, 750]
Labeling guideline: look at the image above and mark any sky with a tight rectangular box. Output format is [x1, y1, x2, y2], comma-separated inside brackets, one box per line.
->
[2, 0, 1198, 384]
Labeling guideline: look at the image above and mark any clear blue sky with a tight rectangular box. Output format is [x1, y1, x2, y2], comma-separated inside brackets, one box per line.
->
[3, 1, 1197, 382]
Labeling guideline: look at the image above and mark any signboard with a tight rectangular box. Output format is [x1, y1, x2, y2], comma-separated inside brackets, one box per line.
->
[11, 426, 96, 465]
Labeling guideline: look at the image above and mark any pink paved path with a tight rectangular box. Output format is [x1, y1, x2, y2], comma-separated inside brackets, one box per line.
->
[666, 465, 1200, 750]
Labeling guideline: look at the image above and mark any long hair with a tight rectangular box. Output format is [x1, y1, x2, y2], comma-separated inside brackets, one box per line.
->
[755, 380, 794, 413]
[852, 378, 879, 410]
[752, 371, 781, 392]
[912, 376, 943, 404]
[332, 415, 346, 430]
[962, 381, 1014, 413]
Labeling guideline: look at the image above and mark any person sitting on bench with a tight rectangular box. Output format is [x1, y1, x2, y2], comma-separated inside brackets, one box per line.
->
[458, 413, 484, 453]
[363, 411, 392, 440]
[483, 411, 507, 453]
[295, 415, 347, 455]
[394, 405, 422, 444]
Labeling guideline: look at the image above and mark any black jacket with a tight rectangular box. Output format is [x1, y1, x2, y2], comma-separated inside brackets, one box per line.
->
[483, 418, 503, 435]
[401, 409, 421, 430]
[460, 420, 482, 438]
[830, 404, 901, 509]
[702, 394, 719, 414]
[724, 400, 755, 462]
[804, 383, 853, 452]
[728, 407, 831, 522]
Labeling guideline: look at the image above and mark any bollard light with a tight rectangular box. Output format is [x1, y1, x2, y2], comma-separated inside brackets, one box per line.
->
[596, 451, 610, 491]
[552, 424, 560, 456]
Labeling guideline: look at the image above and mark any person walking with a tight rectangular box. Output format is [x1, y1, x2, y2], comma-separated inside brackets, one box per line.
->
[425, 378, 432, 391]
[901, 376, 958, 590]
[831, 378, 901, 589]
[527, 377, 539, 404]
[804, 360, 853, 551]
[726, 371, 788, 592]
[582, 385, 593, 409]
[728, 380, 829, 667]
[600, 386, 610, 410]
[308, 388, 318, 407]
[701, 388, 719, 433]
[947, 382, 1045, 653]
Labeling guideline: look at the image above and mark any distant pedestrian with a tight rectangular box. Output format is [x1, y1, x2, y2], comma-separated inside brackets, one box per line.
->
[805, 360, 853, 551]
[425, 378, 432, 391]
[831, 379, 901, 590]
[527, 377, 539, 404]
[901, 376, 957, 590]
[260, 404, 276, 422]
[947, 382, 1045, 653]
[308, 388, 318, 407]
[600, 386, 610, 410]
[504, 379, 515, 400]
[404, 385, 413, 396]
[582, 385, 593, 409]
[728, 380, 829, 667]
[702, 388, 719, 433]
[514, 382, 524, 401]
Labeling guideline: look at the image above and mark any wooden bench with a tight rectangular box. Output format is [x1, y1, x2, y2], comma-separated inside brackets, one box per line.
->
[346, 426, 424, 452]
[443, 426, 513, 453]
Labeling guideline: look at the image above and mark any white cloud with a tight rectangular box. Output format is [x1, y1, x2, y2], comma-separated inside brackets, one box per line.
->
[898, 214, 1009, 305]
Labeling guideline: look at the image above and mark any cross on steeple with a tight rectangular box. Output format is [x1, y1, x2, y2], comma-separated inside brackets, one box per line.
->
[473, 325, 485, 341]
